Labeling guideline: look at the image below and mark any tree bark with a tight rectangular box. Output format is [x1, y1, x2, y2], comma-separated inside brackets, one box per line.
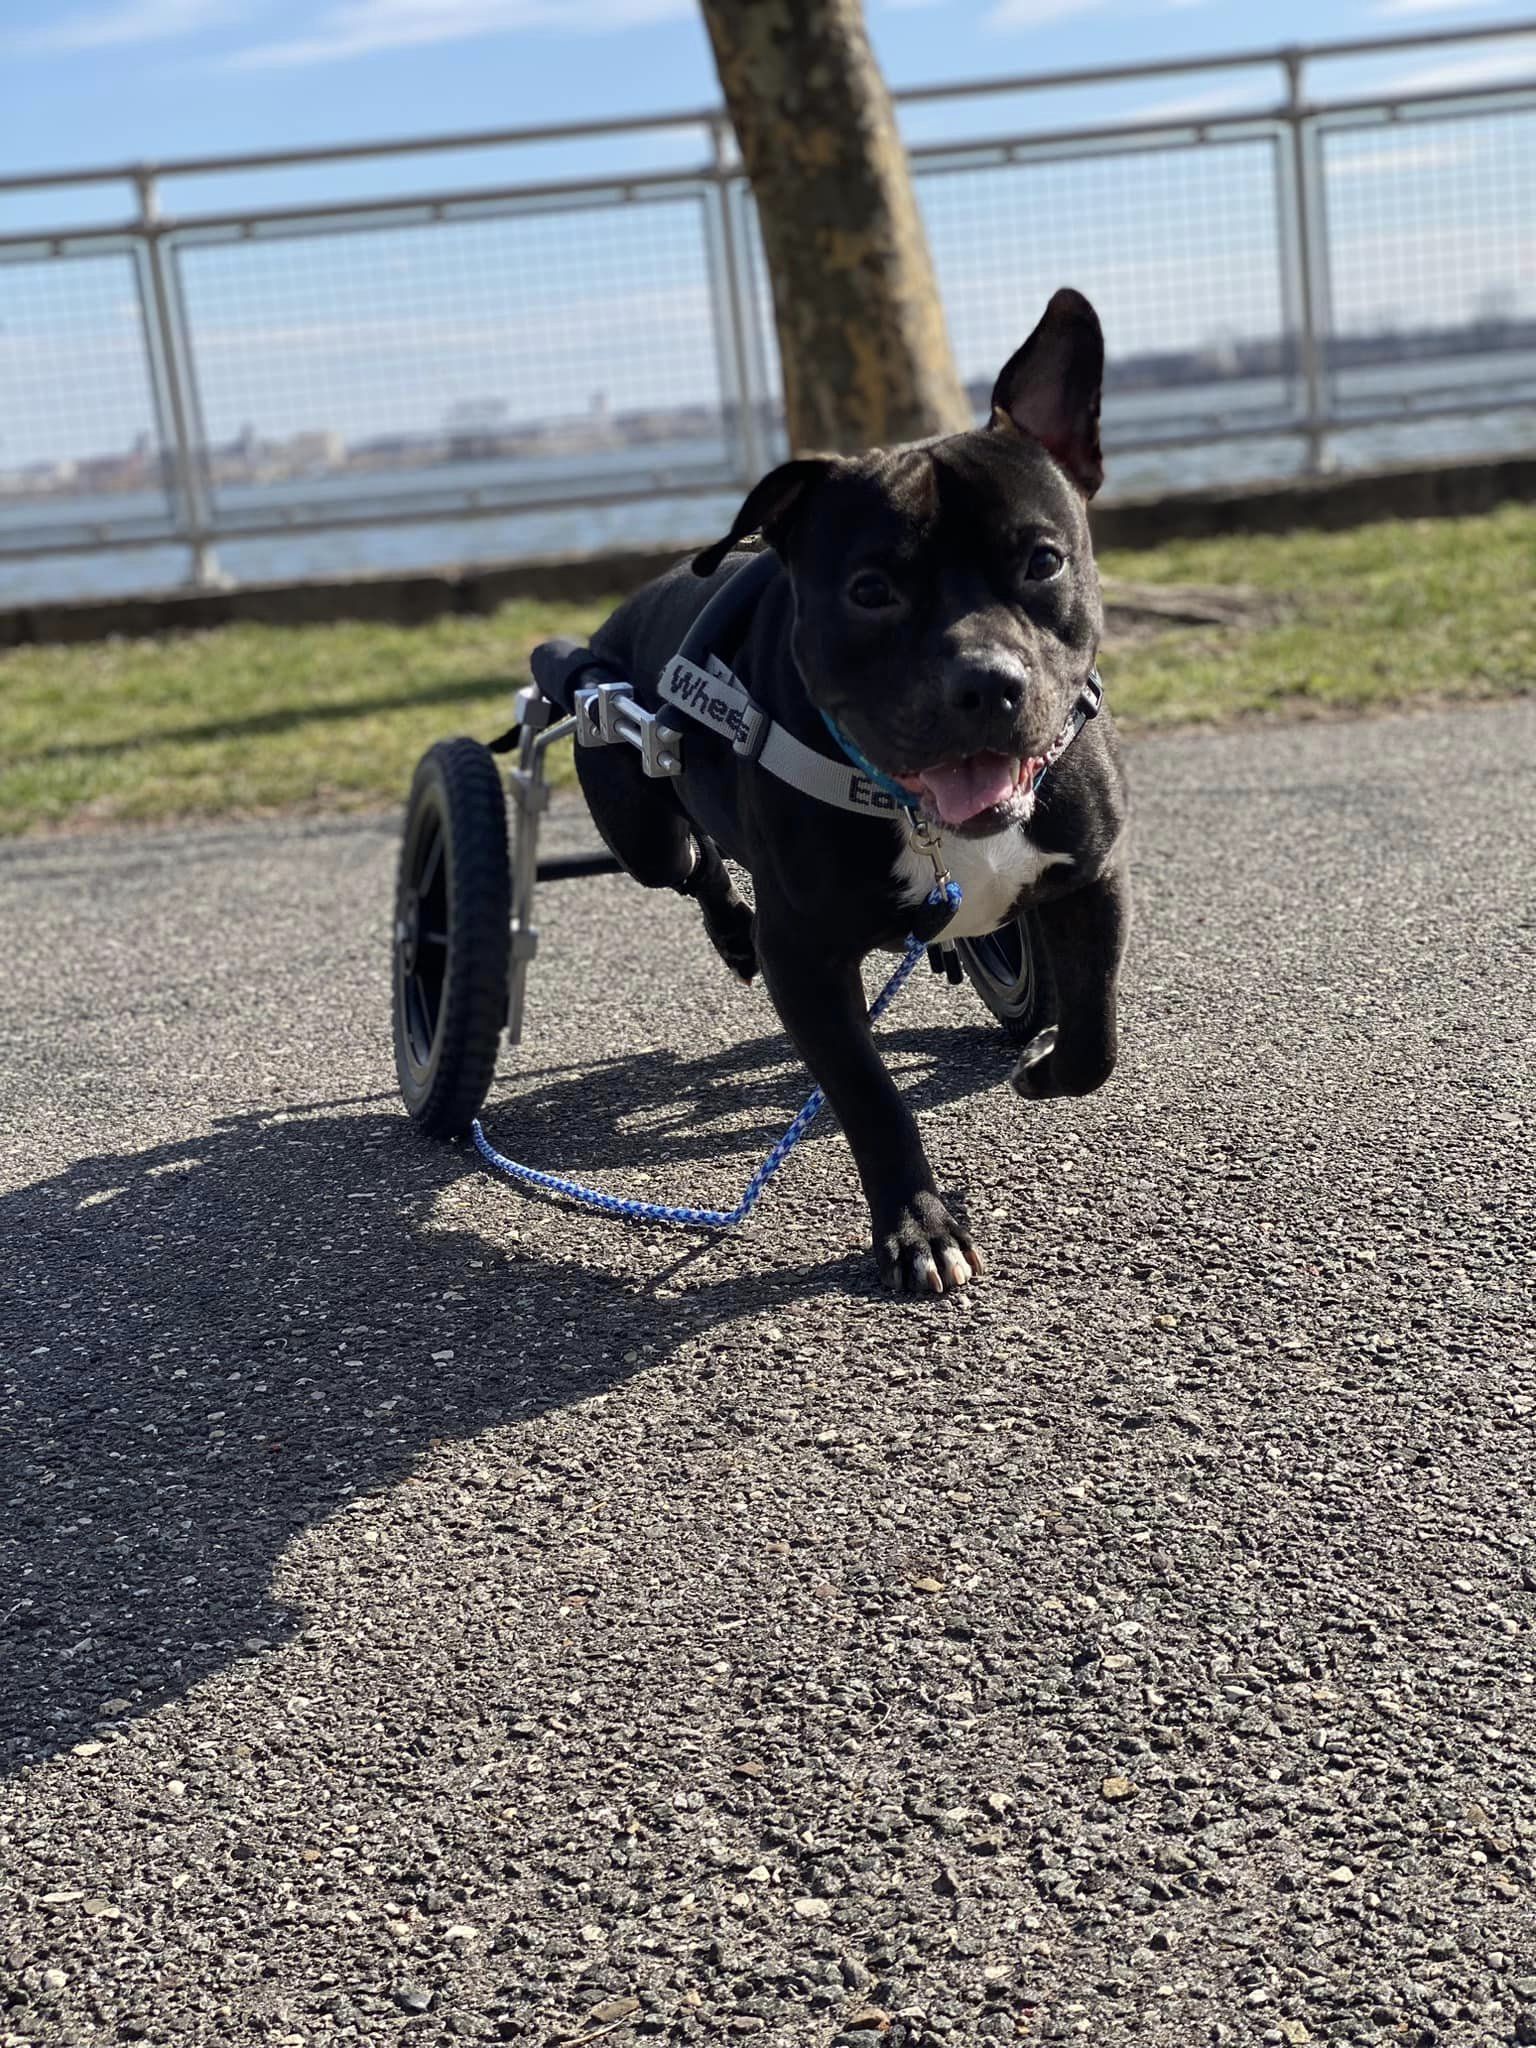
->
[699, 0, 971, 456]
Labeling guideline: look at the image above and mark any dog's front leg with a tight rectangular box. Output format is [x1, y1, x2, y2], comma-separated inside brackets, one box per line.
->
[1012, 863, 1131, 1100]
[755, 918, 983, 1295]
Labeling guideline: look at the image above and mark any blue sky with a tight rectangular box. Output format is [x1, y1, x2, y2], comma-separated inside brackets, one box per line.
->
[2, 0, 1534, 181]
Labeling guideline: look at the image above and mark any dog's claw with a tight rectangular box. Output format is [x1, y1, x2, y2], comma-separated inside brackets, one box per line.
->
[939, 1245, 973, 1291]
[874, 1191, 983, 1298]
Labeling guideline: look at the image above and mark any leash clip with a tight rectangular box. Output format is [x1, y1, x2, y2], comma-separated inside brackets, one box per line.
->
[907, 812, 951, 898]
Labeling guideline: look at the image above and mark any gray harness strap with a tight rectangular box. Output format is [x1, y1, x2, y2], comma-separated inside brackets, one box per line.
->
[657, 653, 910, 818]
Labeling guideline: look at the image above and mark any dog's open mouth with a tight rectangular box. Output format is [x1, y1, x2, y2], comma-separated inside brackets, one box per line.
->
[894, 751, 1042, 830]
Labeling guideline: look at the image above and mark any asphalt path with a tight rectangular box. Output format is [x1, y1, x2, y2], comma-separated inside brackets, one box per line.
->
[2, 700, 1534, 2048]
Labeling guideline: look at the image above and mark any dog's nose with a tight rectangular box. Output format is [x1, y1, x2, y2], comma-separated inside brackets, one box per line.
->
[946, 657, 1028, 719]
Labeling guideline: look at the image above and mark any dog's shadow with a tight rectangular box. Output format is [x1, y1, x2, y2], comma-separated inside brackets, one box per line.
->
[481, 1014, 1013, 1176]
[1, 1016, 1016, 1773]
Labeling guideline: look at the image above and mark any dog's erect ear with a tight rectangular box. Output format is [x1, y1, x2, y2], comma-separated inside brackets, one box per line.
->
[691, 457, 836, 577]
[989, 288, 1104, 499]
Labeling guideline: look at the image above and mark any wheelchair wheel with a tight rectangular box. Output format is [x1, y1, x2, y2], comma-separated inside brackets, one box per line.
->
[955, 909, 1053, 1044]
[392, 738, 511, 1137]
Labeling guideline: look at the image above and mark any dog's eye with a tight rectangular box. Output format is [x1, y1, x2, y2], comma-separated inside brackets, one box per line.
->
[1025, 544, 1065, 581]
[846, 569, 900, 611]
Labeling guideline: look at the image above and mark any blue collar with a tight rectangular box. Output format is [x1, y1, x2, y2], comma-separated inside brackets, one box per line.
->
[817, 709, 922, 812]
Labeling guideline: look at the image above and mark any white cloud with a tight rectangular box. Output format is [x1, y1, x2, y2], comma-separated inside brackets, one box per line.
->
[1325, 137, 1475, 175]
[229, 0, 691, 69]
[11, 0, 249, 53]
[1382, 42, 1536, 93]
[1375, 0, 1515, 14]
[985, 0, 1213, 26]
[1126, 80, 1267, 121]
[986, 0, 1108, 25]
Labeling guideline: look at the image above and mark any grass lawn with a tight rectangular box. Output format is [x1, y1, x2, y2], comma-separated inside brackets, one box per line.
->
[2, 503, 1532, 838]
[0, 598, 605, 839]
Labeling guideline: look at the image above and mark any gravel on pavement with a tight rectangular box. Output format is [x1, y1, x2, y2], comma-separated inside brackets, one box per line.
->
[2, 700, 1533, 2048]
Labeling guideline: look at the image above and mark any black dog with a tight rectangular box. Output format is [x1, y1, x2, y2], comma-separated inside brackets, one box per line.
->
[570, 288, 1128, 1294]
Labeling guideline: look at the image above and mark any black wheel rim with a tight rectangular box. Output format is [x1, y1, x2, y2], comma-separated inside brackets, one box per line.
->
[962, 917, 1036, 1018]
[397, 800, 450, 1076]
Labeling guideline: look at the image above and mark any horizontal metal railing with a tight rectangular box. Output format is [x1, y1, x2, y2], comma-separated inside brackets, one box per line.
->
[1, 20, 1533, 591]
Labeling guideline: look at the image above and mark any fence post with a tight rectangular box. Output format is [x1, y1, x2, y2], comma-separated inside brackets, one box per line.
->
[709, 118, 766, 487]
[1282, 49, 1328, 474]
[134, 171, 224, 587]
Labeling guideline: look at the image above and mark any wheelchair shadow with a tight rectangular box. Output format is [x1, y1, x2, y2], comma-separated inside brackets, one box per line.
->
[1, 1016, 1017, 1774]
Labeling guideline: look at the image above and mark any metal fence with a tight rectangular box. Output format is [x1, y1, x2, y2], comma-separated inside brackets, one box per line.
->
[2, 20, 1535, 594]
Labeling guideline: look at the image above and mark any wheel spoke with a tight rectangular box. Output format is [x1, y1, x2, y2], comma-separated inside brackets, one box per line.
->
[420, 930, 449, 947]
[416, 825, 443, 896]
[404, 978, 424, 1060]
[407, 973, 437, 1062]
[956, 910, 1042, 1035]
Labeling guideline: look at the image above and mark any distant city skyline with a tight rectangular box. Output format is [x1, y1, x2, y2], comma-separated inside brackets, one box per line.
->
[7, 308, 1535, 503]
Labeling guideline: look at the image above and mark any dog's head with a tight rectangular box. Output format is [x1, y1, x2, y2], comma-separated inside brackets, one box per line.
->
[693, 288, 1105, 838]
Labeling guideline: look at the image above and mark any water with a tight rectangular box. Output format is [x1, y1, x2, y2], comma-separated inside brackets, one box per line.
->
[4, 364, 1534, 610]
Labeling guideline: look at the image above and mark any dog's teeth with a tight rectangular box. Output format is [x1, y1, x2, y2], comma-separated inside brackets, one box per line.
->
[1009, 756, 1022, 786]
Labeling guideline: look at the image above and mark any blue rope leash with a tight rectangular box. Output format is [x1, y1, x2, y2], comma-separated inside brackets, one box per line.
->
[470, 879, 961, 1231]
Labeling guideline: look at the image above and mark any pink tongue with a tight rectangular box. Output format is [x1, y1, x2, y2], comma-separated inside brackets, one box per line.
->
[918, 751, 1017, 826]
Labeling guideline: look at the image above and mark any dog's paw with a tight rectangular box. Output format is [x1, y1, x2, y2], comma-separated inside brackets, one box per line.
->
[1010, 1030, 1114, 1101]
[702, 898, 757, 985]
[873, 1191, 985, 1297]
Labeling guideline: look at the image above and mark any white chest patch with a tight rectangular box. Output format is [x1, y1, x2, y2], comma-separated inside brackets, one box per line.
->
[893, 825, 1072, 940]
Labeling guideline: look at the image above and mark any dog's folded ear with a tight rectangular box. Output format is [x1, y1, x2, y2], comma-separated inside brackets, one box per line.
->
[691, 456, 837, 577]
[989, 288, 1105, 499]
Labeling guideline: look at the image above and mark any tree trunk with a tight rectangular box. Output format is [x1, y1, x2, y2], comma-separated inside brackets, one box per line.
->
[699, 0, 970, 456]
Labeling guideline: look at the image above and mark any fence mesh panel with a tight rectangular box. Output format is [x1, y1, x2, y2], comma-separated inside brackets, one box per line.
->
[0, 250, 170, 531]
[174, 193, 733, 516]
[1320, 107, 1536, 411]
[737, 134, 1295, 463]
[917, 137, 1293, 442]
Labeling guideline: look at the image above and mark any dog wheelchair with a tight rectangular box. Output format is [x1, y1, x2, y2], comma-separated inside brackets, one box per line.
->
[390, 604, 1055, 1143]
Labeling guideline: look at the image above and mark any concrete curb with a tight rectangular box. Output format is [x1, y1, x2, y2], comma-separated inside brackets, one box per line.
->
[3, 451, 1534, 649]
